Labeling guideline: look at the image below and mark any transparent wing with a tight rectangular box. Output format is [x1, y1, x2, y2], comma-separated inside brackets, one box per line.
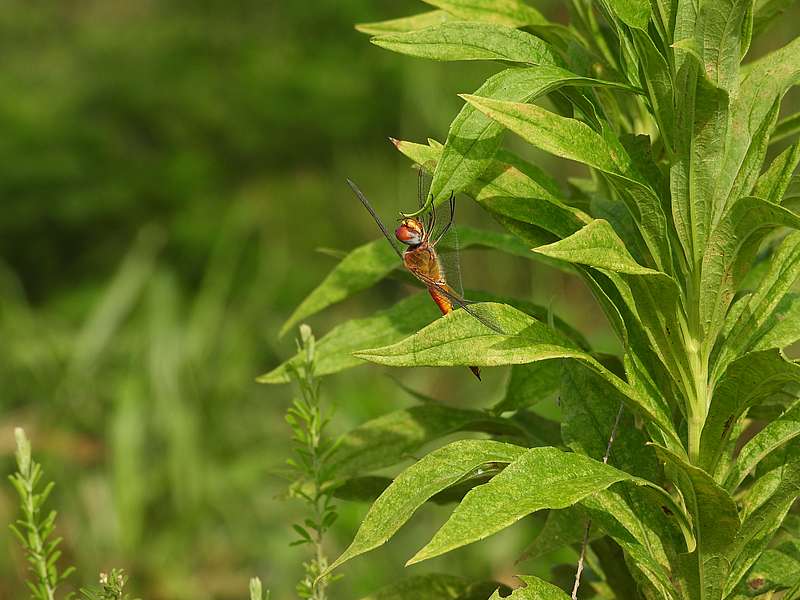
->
[411, 269, 507, 336]
[436, 223, 463, 297]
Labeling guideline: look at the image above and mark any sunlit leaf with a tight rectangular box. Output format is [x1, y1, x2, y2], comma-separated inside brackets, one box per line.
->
[725, 443, 800, 597]
[407, 446, 681, 564]
[654, 445, 740, 600]
[460, 94, 672, 271]
[428, 66, 640, 206]
[487, 575, 570, 599]
[724, 397, 800, 491]
[355, 11, 452, 35]
[420, 0, 548, 27]
[355, 302, 680, 446]
[371, 22, 561, 64]
[328, 439, 527, 571]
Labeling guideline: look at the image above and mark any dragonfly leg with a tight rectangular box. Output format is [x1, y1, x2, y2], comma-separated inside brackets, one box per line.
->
[426, 198, 437, 242]
[432, 192, 455, 246]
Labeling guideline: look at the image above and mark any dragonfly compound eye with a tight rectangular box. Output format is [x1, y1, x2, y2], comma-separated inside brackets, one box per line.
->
[395, 219, 423, 245]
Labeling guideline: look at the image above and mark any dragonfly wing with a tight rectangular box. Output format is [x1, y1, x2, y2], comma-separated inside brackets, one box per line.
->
[412, 270, 507, 336]
[436, 224, 464, 298]
[347, 178, 403, 259]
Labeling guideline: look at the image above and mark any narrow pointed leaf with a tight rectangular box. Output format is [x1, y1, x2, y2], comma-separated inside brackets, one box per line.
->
[262, 293, 440, 383]
[460, 94, 672, 270]
[714, 231, 800, 375]
[420, 0, 548, 27]
[429, 66, 640, 206]
[407, 447, 635, 564]
[725, 397, 800, 490]
[371, 22, 560, 64]
[701, 350, 800, 472]
[488, 575, 570, 599]
[355, 11, 452, 35]
[328, 440, 526, 572]
[700, 197, 800, 344]
[725, 443, 800, 596]
[392, 138, 591, 240]
[754, 140, 800, 204]
[355, 302, 680, 446]
[655, 445, 740, 600]
[770, 111, 800, 146]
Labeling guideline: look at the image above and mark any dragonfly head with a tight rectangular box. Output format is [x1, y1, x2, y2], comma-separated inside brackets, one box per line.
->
[395, 218, 424, 246]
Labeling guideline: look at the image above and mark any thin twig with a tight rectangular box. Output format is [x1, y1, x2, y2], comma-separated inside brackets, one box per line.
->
[570, 402, 625, 600]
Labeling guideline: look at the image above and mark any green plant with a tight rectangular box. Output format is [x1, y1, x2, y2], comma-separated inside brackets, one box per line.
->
[264, 0, 800, 597]
[286, 325, 339, 599]
[8, 427, 75, 600]
[9, 428, 149, 600]
[80, 570, 138, 600]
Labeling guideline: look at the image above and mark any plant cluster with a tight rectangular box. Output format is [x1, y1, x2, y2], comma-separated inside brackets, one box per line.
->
[265, 0, 800, 598]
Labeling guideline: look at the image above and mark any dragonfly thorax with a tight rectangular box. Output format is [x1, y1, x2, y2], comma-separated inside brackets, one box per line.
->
[395, 218, 425, 246]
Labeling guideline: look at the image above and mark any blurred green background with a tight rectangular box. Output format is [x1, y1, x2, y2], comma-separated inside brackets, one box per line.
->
[1, 2, 798, 599]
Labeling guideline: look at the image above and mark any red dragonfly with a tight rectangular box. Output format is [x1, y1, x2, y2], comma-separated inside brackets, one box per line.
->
[347, 168, 504, 380]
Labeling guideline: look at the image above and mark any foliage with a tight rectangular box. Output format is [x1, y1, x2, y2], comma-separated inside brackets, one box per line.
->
[80, 570, 138, 600]
[8, 427, 75, 600]
[266, 0, 800, 597]
[286, 325, 340, 599]
[9, 429, 147, 600]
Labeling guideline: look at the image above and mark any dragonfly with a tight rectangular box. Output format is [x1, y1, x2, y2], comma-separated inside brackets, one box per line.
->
[346, 167, 505, 381]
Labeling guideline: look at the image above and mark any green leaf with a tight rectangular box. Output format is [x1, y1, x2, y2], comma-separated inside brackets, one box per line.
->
[355, 10, 452, 35]
[725, 397, 800, 491]
[770, 111, 800, 146]
[533, 218, 661, 275]
[561, 363, 659, 480]
[328, 439, 527, 572]
[675, 74, 729, 269]
[357, 573, 481, 600]
[561, 363, 693, 572]
[516, 506, 593, 562]
[460, 94, 672, 271]
[261, 293, 440, 383]
[725, 443, 800, 597]
[534, 220, 689, 396]
[754, 140, 800, 203]
[581, 490, 684, 598]
[331, 406, 521, 477]
[732, 544, 800, 597]
[604, 0, 652, 30]
[700, 350, 800, 473]
[699, 0, 751, 94]
[753, 0, 799, 37]
[717, 36, 800, 211]
[487, 575, 570, 599]
[420, 0, 548, 27]
[429, 66, 640, 206]
[700, 197, 800, 345]
[278, 240, 398, 337]
[354, 302, 680, 447]
[371, 22, 560, 64]
[631, 30, 675, 154]
[654, 445, 741, 600]
[407, 447, 639, 565]
[493, 361, 562, 413]
[392, 138, 591, 241]
[713, 231, 800, 376]
[751, 293, 800, 352]
[278, 225, 533, 337]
